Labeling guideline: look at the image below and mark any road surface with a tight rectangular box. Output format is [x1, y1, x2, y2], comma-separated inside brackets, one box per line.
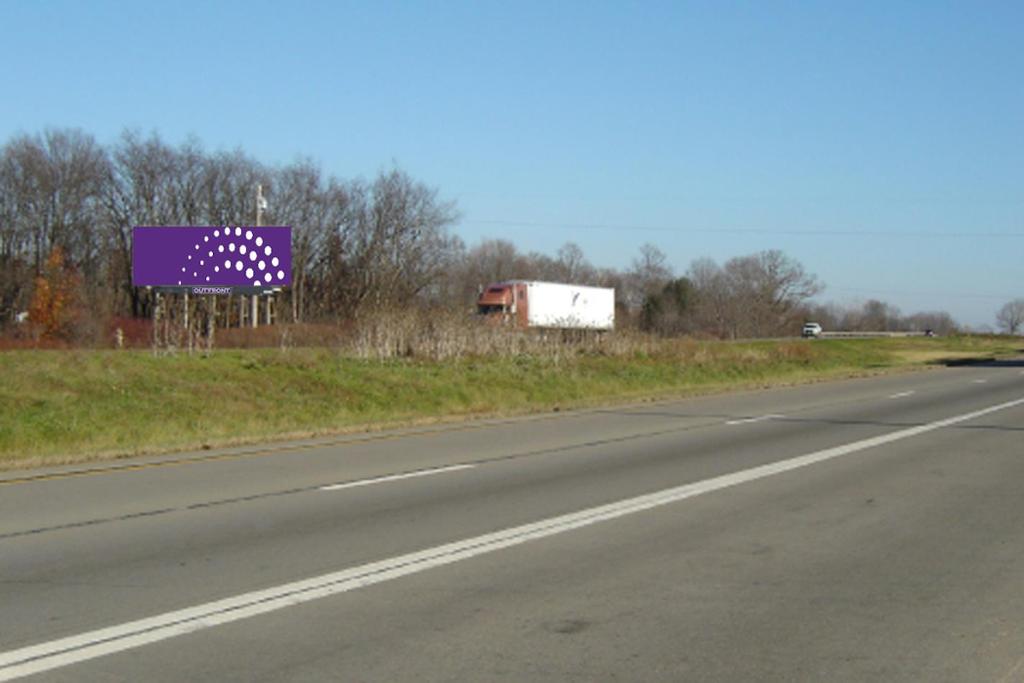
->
[2, 360, 1023, 681]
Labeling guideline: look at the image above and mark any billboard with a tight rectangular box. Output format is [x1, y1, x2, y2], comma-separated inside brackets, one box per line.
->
[132, 226, 291, 290]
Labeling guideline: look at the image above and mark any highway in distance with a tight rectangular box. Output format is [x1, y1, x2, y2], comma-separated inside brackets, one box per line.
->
[1, 360, 1023, 681]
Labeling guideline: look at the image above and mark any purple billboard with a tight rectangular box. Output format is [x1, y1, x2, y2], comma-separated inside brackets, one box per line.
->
[132, 226, 291, 289]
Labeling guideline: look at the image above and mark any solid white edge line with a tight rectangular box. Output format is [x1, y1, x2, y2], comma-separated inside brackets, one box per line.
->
[320, 464, 476, 491]
[2, 396, 1023, 681]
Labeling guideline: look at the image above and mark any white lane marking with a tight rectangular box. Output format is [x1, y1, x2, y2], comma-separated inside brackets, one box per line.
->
[320, 464, 475, 491]
[2, 395, 1023, 681]
[973, 379, 988, 384]
[725, 414, 783, 425]
[889, 391, 915, 399]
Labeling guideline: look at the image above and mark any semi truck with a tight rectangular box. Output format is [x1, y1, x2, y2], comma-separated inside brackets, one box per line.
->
[476, 280, 615, 330]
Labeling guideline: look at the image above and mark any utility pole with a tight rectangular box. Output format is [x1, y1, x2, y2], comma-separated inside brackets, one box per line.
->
[256, 183, 264, 227]
[252, 184, 264, 328]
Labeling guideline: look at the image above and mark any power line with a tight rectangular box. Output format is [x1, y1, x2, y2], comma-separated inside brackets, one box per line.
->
[827, 286, 1016, 301]
[466, 218, 1024, 239]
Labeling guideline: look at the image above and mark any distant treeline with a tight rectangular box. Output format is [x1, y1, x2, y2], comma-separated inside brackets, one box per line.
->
[805, 300, 958, 336]
[0, 128, 959, 343]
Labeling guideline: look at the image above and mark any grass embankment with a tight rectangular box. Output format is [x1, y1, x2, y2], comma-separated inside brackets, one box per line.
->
[0, 335, 1018, 469]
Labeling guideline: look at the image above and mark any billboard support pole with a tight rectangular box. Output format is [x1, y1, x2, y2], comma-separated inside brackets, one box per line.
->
[184, 290, 193, 355]
[151, 291, 160, 354]
[207, 295, 215, 351]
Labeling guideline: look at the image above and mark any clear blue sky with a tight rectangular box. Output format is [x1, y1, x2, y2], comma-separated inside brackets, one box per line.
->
[3, 1, 1021, 327]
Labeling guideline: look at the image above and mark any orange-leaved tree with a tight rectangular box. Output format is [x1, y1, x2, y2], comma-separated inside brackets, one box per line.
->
[28, 247, 82, 340]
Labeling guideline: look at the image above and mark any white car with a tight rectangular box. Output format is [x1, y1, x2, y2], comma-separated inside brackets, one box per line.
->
[802, 322, 823, 338]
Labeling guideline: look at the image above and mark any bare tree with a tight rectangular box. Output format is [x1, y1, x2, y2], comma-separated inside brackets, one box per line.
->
[523, 251, 560, 281]
[996, 299, 1024, 334]
[2, 130, 110, 279]
[338, 168, 460, 316]
[625, 243, 672, 309]
[0, 129, 110, 331]
[104, 130, 185, 316]
[265, 160, 350, 321]
[684, 251, 821, 338]
[858, 299, 903, 331]
[804, 302, 843, 331]
[721, 250, 822, 337]
[197, 149, 268, 226]
[905, 311, 957, 335]
[0, 151, 30, 323]
[555, 242, 588, 282]
[451, 239, 529, 306]
[687, 257, 732, 337]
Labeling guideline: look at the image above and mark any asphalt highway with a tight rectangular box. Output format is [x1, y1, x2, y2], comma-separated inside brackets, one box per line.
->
[2, 360, 1023, 681]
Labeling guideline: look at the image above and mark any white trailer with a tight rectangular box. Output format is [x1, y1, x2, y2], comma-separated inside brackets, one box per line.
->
[477, 280, 615, 330]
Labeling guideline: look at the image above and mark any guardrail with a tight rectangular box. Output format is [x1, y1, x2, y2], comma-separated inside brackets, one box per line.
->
[818, 331, 932, 339]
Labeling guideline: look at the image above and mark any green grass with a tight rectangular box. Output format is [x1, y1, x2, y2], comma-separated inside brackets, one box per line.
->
[0, 335, 1019, 469]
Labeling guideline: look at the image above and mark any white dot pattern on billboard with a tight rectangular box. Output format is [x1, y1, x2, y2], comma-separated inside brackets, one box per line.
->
[172, 227, 286, 288]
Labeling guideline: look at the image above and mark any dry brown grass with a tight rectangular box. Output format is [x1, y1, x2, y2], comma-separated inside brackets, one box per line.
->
[338, 309, 638, 361]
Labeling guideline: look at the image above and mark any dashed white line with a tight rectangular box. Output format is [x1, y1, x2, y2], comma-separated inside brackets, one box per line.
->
[2, 395, 1023, 681]
[725, 414, 783, 425]
[973, 379, 988, 384]
[320, 464, 475, 491]
[889, 391, 915, 399]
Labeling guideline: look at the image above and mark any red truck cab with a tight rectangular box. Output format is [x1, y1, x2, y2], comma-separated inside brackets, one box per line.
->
[477, 282, 529, 327]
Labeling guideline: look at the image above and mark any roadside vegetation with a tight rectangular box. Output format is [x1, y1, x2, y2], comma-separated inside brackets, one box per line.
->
[1, 332, 1018, 470]
[2, 127, 1020, 470]
[4, 126, 1010, 345]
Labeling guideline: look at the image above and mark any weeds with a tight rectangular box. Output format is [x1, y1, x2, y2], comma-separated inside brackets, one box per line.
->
[0, 321, 1018, 469]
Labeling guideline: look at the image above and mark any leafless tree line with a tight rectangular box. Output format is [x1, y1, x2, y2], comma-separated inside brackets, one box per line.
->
[0, 128, 461, 328]
[0, 127, 965, 343]
[452, 241, 827, 338]
[805, 299, 959, 335]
